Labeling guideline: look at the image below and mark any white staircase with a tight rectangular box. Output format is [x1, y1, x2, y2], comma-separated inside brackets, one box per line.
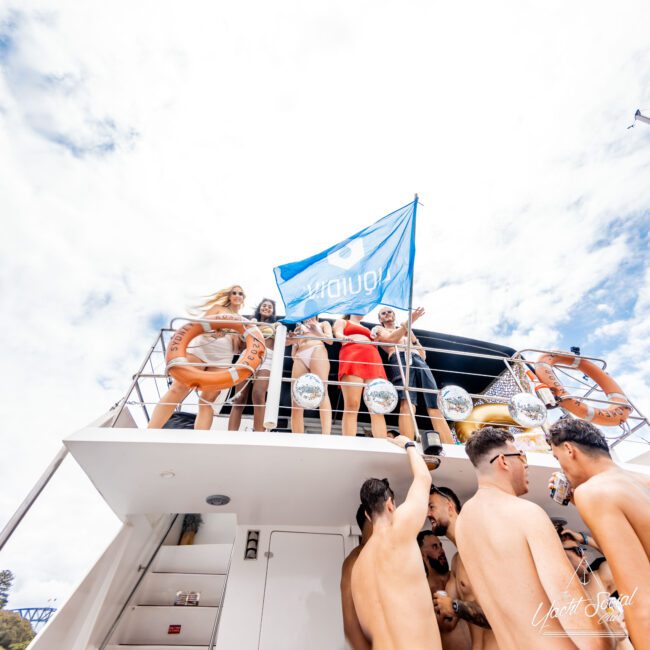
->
[106, 542, 232, 650]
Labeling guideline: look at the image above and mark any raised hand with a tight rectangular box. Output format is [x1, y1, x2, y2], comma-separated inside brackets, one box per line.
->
[411, 306, 425, 324]
[388, 434, 413, 450]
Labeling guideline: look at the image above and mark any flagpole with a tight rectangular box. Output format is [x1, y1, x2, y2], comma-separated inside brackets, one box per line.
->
[404, 194, 419, 440]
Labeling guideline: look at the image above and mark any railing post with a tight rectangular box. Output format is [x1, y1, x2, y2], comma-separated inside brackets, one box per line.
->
[264, 324, 287, 431]
[109, 330, 163, 427]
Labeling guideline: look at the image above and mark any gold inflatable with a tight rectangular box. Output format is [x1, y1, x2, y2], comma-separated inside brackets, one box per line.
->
[454, 403, 547, 452]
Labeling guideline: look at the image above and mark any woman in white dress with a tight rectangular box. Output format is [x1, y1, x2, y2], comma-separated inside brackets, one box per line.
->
[148, 285, 245, 430]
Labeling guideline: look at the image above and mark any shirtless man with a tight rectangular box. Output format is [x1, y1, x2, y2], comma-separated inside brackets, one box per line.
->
[418, 531, 450, 596]
[351, 435, 442, 649]
[341, 504, 373, 650]
[560, 533, 632, 649]
[427, 485, 489, 650]
[456, 426, 613, 649]
[549, 418, 650, 649]
[372, 306, 453, 443]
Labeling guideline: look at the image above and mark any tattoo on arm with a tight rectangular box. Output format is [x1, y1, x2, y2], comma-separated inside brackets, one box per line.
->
[454, 600, 491, 629]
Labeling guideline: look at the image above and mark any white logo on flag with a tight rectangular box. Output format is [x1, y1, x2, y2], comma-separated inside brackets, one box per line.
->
[327, 240, 365, 270]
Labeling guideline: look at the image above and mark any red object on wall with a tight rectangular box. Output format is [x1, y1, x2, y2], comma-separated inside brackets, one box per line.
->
[168, 624, 182, 634]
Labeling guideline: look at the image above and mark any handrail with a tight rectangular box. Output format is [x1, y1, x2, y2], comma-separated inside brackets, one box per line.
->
[110, 330, 164, 427]
[111, 319, 649, 448]
[0, 446, 69, 552]
[515, 348, 607, 370]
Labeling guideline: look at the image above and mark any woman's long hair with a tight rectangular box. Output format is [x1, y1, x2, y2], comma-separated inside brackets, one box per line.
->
[254, 298, 277, 323]
[190, 284, 244, 315]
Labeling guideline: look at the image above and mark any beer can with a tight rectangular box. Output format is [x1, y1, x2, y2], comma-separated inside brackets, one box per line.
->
[435, 591, 448, 597]
[549, 471, 571, 506]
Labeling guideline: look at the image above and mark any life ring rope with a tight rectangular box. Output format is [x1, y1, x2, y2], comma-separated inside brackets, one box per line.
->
[535, 353, 631, 426]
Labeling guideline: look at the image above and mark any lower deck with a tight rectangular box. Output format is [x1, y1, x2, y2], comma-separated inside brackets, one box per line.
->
[27, 413, 650, 650]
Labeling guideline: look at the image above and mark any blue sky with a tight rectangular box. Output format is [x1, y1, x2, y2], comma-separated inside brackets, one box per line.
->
[2, 0, 650, 610]
[558, 214, 649, 351]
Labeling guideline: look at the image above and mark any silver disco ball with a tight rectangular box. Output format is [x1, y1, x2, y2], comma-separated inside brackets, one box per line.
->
[292, 373, 325, 409]
[363, 379, 398, 414]
[438, 385, 473, 421]
[508, 392, 547, 428]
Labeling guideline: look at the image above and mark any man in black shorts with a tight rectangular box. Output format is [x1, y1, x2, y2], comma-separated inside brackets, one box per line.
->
[372, 306, 453, 443]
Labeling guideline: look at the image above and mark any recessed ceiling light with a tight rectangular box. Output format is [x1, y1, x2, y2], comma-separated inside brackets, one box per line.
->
[159, 470, 175, 479]
[206, 494, 231, 506]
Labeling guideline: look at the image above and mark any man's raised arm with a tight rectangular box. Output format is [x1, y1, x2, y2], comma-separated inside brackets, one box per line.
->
[390, 435, 432, 538]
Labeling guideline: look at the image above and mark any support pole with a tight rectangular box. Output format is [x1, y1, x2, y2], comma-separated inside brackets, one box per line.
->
[395, 348, 420, 440]
[264, 324, 287, 431]
[403, 194, 419, 439]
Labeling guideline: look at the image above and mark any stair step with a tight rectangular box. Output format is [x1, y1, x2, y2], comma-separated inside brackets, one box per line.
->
[116, 605, 218, 646]
[137, 573, 226, 607]
[152, 544, 232, 574]
[107, 646, 207, 649]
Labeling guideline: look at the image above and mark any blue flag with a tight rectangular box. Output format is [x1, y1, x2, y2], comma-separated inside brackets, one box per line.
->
[274, 199, 417, 322]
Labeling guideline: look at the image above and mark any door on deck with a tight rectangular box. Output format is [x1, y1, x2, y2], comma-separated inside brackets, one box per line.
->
[258, 531, 346, 650]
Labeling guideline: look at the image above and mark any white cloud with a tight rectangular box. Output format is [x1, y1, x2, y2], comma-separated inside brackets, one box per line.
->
[2, 0, 650, 609]
[591, 319, 627, 340]
[595, 303, 614, 316]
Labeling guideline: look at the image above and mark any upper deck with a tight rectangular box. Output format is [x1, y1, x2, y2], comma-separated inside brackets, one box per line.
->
[63, 316, 650, 530]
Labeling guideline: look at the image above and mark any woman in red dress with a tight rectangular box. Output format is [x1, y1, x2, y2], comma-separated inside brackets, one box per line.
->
[332, 314, 388, 437]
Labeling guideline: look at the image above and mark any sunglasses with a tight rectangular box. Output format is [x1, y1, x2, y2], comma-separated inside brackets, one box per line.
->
[564, 545, 585, 558]
[430, 484, 448, 499]
[488, 451, 527, 464]
[231, 290, 245, 297]
[379, 310, 394, 317]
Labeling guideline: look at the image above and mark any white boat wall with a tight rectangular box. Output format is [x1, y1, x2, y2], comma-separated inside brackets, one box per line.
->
[11, 321, 650, 650]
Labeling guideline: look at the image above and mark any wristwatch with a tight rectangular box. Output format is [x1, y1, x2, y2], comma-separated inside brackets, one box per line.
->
[452, 600, 460, 614]
[404, 441, 416, 450]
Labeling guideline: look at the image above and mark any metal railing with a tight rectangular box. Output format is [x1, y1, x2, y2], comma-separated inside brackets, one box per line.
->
[106, 317, 650, 448]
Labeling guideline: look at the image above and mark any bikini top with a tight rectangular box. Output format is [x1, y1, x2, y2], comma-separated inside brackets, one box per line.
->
[343, 320, 373, 340]
[257, 323, 275, 339]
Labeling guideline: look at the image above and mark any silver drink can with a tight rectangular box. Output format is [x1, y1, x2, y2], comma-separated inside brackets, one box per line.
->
[550, 471, 571, 506]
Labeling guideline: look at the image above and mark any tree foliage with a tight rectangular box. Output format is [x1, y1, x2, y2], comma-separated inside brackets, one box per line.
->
[0, 571, 13, 610]
[0, 610, 35, 649]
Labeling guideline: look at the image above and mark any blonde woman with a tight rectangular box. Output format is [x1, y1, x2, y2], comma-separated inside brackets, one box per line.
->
[289, 316, 333, 434]
[148, 285, 246, 430]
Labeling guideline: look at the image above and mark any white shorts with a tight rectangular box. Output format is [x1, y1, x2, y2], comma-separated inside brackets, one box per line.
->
[259, 347, 273, 373]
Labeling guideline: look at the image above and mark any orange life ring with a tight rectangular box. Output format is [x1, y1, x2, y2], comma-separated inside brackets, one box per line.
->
[535, 353, 631, 426]
[166, 315, 266, 391]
